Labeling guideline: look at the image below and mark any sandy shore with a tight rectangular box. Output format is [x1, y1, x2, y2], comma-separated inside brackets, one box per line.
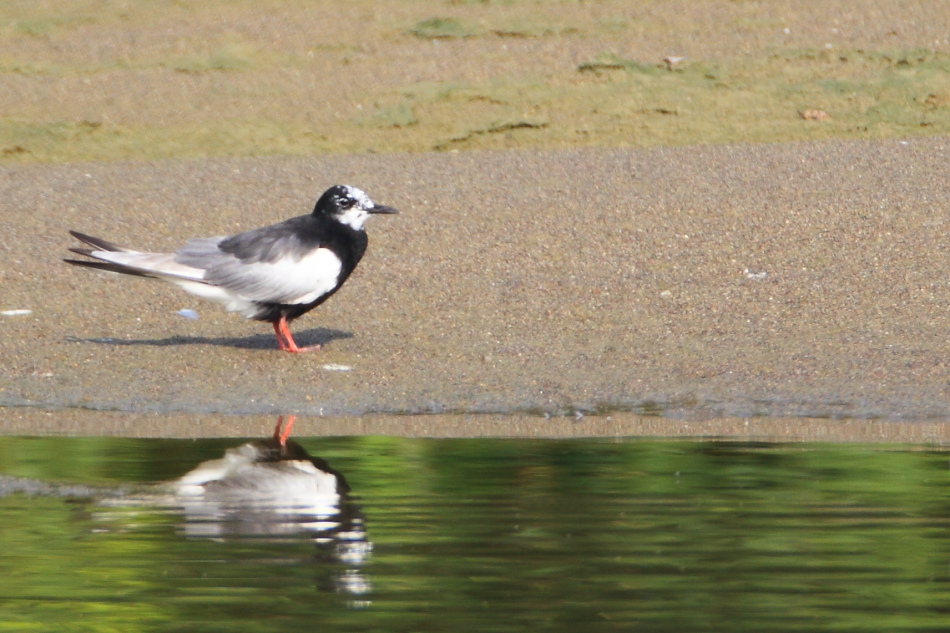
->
[2, 139, 949, 438]
[5, 408, 950, 443]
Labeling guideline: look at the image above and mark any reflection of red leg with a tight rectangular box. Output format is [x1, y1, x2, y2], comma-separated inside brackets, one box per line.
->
[275, 315, 322, 353]
[273, 414, 297, 447]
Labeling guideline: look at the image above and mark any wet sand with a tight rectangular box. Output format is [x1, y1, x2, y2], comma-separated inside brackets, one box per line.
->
[5, 408, 950, 444]
[2, 139, 950, 439]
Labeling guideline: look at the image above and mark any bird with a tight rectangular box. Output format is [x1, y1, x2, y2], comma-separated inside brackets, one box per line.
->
[65, 185, 398, 353]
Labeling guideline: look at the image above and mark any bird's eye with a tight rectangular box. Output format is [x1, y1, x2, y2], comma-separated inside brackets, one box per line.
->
[337, 197, 355, 209]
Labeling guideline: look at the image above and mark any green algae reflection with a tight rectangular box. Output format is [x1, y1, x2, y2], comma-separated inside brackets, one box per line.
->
[1, 437, 949, 632]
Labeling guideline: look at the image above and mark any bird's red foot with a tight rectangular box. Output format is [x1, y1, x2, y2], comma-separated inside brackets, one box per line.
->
[285, 343, 323, 354]
[272, 318, 322, 353]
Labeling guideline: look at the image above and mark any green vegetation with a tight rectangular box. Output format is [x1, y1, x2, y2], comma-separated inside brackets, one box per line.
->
[1, 1, 948, 163]
[408, 17, 476, 39]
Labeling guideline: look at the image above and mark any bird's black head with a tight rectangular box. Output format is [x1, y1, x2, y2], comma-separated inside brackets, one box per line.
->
[313, 185, 399, 230]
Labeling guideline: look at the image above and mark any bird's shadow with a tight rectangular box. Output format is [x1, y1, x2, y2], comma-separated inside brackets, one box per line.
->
[65, 327, 353, 351]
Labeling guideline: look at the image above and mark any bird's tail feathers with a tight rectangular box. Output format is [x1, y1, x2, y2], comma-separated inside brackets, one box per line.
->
[63, 258, 158, 278]
[65, 231, 208, 284]
[68, 230, 133, 253]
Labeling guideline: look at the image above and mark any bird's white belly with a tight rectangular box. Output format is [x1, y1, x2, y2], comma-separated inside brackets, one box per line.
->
[172, 280, 259, 317]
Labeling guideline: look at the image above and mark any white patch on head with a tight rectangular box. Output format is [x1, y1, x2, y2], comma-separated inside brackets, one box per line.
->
[335, 185, 375, 230]
[342, 185, 373, 208]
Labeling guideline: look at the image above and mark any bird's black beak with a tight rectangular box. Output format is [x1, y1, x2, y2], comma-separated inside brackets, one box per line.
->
[369, 205, 399, 215]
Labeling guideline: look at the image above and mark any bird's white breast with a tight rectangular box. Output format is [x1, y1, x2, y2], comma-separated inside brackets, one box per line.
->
[282, 247, 344, 304]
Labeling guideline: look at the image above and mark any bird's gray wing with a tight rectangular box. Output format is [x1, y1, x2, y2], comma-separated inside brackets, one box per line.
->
[175, 237, 343, 306]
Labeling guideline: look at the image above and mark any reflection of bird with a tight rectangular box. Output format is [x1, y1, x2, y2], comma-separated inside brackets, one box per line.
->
[176, 414, 350, 510]
[65, 185, 398, 352]
[168, 415, 372, 599]
[176, 416, 371, 567]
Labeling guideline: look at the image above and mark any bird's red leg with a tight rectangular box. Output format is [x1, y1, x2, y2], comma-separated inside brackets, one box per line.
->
[277, 315, 322, 353]
[272, 322, 289, 351]
[273, 414, 296, 448]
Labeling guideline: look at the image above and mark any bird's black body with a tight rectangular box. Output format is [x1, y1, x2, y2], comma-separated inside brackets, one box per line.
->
[65, 184, 397, 353]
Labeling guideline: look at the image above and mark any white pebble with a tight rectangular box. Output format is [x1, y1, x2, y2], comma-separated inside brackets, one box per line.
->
[322, 364, 352, 372]
[1, 309, 31, 316]
[177, 309, 199, 320]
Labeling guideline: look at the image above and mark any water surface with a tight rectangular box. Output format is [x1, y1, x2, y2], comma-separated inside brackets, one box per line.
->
[2, 436, 949, 632]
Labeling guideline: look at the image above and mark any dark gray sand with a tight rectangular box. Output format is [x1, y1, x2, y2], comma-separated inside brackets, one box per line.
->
[3, 139, 950, 439]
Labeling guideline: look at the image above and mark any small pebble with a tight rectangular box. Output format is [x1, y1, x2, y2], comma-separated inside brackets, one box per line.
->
[322, 364, 352, 372]
[177, 309, 199, 320]
[1, 309, 31, 316]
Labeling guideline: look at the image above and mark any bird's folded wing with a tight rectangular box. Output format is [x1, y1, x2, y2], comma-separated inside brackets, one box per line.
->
[177, 237, 344, 306]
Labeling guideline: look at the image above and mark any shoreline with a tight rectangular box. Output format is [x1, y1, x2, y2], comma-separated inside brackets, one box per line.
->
[3, 140, 950, 438]
[4, 407, 950, 444]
